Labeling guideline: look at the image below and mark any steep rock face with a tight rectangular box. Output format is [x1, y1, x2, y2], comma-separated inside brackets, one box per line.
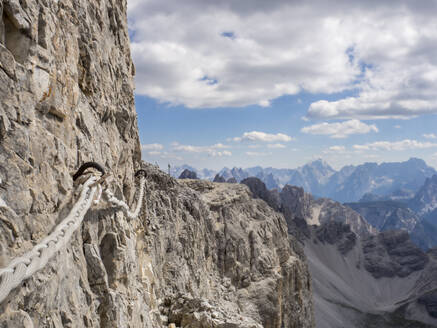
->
[219, 167, 249, 182]
[362, 230, 428, 278]
[279, 185, 375, 238]
[304, 229, 437, 328]
[312, 198, 375, 237]
[241, 177, 281, 211]
[213, 173, 226, 182]
[0, 1, 315, 327]
[142, 166, 314, 327]
[255, 172, 280, 190]
[346, 201, 418, 232]
[313, 221, 356, 255]
[178, 169, 198, 179]
[410, 175, 437, 217]
[328, 158, 436, 202]
[346, 200, 437, 250]
[0, 0, 143, 326]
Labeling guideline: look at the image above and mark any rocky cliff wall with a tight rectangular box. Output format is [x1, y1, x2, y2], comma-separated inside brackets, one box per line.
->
[134, 165, 314, 327]
[0, 0, 314, 327]
[1, 0, 141, 325]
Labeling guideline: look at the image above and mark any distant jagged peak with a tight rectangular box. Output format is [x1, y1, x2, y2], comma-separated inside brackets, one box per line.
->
[213, 173, 226, 183]
[178, 169, 198, 179]
[406, 157, 428, 166]
[409, 173, 437, 216]
[306, 158, 333, 169]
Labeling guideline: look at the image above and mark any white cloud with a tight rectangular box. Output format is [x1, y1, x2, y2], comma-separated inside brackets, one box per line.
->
[394, 125, 401, 129]
[218, 150, 232, 157]
[323, 145, 346, 154]
[423, 133, 437, 139]
[267, 143, 286, 148]
[129, 0, 437, 119]
[301, 119, 378, 138]
[141, 143, 164, 150]
[143, 150, 183, 161]
[353, 139, 437, 151]
[172, 143, 232, 157]
[234, 131, 293, 142]
[245, 151, 270, 156]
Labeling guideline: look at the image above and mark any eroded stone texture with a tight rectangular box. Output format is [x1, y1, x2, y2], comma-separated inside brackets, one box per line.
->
[0, 0, 315, 327]
[140, 166, 314, 327]
[0, 0, 142, 326]
[363, 230, 429, 278]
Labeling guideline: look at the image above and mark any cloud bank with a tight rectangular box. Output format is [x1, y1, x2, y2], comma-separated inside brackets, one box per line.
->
[353, 139, 437, 151]
[129, 0, 437, 119]
[233, 131, 293, 142]
[172, 143, 232, 157]
[301, 120, 378, 138]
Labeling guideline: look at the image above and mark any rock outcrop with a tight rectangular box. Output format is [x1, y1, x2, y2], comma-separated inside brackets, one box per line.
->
[346, 200, 437, 250]
[313, 221, 356, 255]
[410, 175, 437, 216]
[143, 168, 314, 327]
[213, 173, 226, 182]
[0, 0, 142, 325]
[302, 215, 437, 327]
[304, 227, 437, 328]
[178, 169, 198, 179]
[346, 201, 419, 232]
[279, 185, 375, 238]
[362, 230, 428, 278]
[0, 1, 315, 327]
[241, 177, 281, 211]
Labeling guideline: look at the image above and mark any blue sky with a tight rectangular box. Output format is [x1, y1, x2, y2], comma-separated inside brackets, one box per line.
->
[128, 0, 437, 170]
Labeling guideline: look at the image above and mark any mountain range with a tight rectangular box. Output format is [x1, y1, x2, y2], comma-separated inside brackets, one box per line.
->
[173, 159, 437, 251]
[171, 158, 436, 203]
[240, 176, 437, 327]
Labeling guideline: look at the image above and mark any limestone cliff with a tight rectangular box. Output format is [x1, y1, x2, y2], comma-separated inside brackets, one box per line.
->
[0, 0, 314, 327]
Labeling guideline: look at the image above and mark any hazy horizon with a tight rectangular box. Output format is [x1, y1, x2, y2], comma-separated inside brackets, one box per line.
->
[161, 156, 436, 173]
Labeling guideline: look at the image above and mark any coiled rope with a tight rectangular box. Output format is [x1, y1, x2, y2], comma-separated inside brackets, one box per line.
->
[0, 163, 146, 304]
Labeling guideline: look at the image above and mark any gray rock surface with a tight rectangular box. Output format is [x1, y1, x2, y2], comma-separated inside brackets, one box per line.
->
[362, 230, 428, 278]
[419, 291, 437, 319]
[346, 200, 437, 251]
[410, 175, 437, 216]
[0, 0, 144, 325]
[241, 177, 281, 211]
[173, 157, 437, 202]
[304, 230, 437, 328]
[279, 185, 375, 239]
[346, 201, 419, 232]
[142, 168, 314, 327]
[213, 173, 226, 183]
[279, 189, 437, 326]
[0, 1, 315, 326]
[178, 169, 198, 179]
[314, 221, 356, 255]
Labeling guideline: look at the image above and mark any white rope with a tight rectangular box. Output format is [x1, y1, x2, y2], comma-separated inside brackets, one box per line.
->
[103, 177, 146, 220]
[0, 170, 147, 304]
[0, 176, 98, 303]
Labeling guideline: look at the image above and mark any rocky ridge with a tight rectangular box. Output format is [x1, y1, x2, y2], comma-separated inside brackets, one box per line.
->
[178, 168, 198, 180]
[172, 158, 437, 202]
[240, 178, 437, 327]
[346, 200, 437, 250]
